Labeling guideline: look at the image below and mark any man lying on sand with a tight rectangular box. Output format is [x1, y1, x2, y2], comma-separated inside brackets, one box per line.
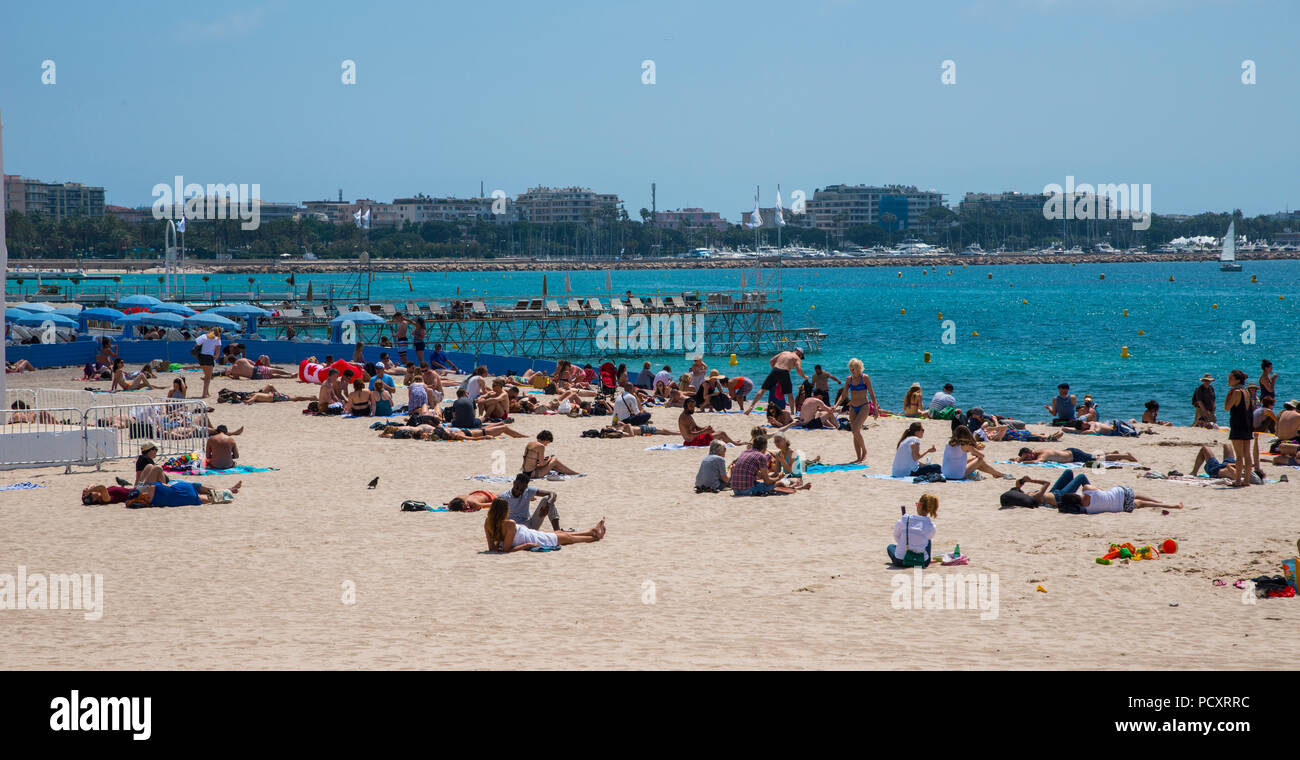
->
[484, 498, 604, 553]
[379, 420, 526, 440]
[225, 357, 296, 380]
[241, 384, 315, 404]
[124, 479, 243, 508]
[1191, 443, 1265, 483]
[1000, 475, 1183, 513]
[1012, 447, 1138, 464]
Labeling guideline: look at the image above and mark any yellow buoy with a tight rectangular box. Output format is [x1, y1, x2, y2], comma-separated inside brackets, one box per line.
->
[728, 353, 738, 366]
[1169, 276, 1175, 282]
[937, 312, 943, 320]
[1100, 274, 1105, 280]
[1138, 329, 1145, 335]
[923, 352, 931, 363]
[900, 308, 906, 314]
[1250, 274, 1257, 283]
[1281, 296, 1286, 300]
[1123, 309, 1128, 317]
[987, 273, 993, 279]
[1121, 346, 1130, 358]
[1022, 299, 1028, 304]
[451, 343, 459, 350]
[971, 331, 979, 337]
[1212, 303, 1218, 309]
[897, 272, 903, 278]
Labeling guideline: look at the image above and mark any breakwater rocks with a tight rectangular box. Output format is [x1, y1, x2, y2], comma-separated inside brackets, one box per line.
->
[13, 251, 1300, 275]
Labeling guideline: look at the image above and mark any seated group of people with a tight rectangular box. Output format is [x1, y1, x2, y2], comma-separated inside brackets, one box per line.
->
[693, 433, 814, 496]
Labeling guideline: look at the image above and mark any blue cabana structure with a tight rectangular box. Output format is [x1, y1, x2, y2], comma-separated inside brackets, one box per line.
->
[184, 312, 239, 331]
[117, 294, 163, 310]
[208, 303, 272, 337]
[118, 311, 185, 338]
[77, 307, 127, 332]
[328, 310, 385, 342]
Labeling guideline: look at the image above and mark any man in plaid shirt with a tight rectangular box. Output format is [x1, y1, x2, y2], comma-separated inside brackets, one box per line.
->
[730, 435, 780, 496]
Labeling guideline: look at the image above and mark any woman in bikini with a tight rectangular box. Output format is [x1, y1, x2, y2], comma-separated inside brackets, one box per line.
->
[902, 383, 929, 418]
[111, 359, 159, 391]
[521, 430, 580, 478]
[484, 498, 605, 552]
[840, 358, 880, 464]
[346, 379, 376, 416]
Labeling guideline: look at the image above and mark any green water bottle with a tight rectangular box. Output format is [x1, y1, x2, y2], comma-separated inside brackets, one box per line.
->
[953, 543, 961, 558]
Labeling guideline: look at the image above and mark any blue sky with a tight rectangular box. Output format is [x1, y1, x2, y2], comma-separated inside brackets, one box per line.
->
[1, 0, 1296, 218]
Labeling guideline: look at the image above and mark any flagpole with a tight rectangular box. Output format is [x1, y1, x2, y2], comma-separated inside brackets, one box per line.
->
[777, 183, 782, 251]
[1, 109, 8, 408]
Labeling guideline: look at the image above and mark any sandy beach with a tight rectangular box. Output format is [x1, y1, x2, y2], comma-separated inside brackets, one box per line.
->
[1, 365, 1297, 670]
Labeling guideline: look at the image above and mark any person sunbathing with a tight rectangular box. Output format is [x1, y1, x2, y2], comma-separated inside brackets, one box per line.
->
[1191, 443, 1262, 481]
[606, 419, 677, 437]
[7, 401, 58, 424]
[766, 402, 793, 428]
[483, 498, 605, 553]
[445, 489, 497, 512]
[979, 424, 1063, 442]
[522, 430, 580, 478]
[226, 356, 295, 380]
[111, 359, 159, 391]
[81, 484, 135, 505]
[242, 384, 314, 404]
[795, 395, 839, 430]
[1012, 447, 1137, 464]
[678, 399, 740, 447]
[1271, 441, 1299, 467]
[126, 479, 242, 508]
[999, 475, 1183, 513]
[1064, 418, 1145, 436]
[5, 359, 37, 373]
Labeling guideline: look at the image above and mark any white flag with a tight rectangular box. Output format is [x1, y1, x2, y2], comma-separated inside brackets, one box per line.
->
[353, 209, 363, 228]
[746, 200, 763, 230]
[774, 190, 785, 227]
[362, 208, 371, 230]
[176, 216, 186, 233]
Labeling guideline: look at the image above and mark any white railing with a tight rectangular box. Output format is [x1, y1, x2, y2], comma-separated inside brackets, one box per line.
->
[5, 388, 160, 413]
[1, 399, 210, 471]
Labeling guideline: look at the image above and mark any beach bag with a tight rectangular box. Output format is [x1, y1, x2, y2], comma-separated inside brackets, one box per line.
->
[1284, 540, 1298, 591]
[400, 500, 429, 512]
[932, 406, 958, 420]
[580, 429, 601, 438]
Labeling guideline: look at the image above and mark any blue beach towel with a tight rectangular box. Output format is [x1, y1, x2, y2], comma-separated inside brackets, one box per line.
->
[189, 466, 278, 476]
[805, 463, 869, 474]
[0, 481, 45, 491]
[528, 545, 561, 552]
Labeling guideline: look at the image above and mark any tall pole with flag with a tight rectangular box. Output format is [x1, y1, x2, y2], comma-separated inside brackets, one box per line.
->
[775, 185, 786, 251]
[176, 214, 186, 300]
[0, 109, 7, 407]
[745, 185, 763, 252]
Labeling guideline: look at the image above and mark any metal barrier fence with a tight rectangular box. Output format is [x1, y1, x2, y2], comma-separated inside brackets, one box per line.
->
[1, 399, 210, 472]
[5, 388, 157, 413]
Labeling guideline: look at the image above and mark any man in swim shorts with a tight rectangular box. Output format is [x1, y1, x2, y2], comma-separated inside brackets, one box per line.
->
[126, 479, 242, 507]
[744, 348, 807, 415]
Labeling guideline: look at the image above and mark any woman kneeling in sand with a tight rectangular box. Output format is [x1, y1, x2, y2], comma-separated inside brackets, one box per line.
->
[484, 497, 605, 552]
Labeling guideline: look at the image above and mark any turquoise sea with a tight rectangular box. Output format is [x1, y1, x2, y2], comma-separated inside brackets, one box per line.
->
[19, 260, 1298, 421]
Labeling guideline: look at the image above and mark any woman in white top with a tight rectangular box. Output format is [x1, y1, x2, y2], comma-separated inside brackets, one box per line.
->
[941, 425, 1008, 480]
[888, 494, 938, 567]
[891, 422, 940, 478]
[194, 327, 223, 399]
[483, 498, 606, 552]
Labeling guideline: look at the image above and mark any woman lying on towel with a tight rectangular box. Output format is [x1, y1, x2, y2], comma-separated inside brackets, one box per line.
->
[378, 421, 527, 440]
[483, 497, 605, 552]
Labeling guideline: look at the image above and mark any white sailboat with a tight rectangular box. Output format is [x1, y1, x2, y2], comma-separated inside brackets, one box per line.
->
[1220, 221, 1242, 272]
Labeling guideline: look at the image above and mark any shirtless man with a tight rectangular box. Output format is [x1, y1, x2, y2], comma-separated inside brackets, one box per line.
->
[476, 378, 512, 421]
[1012, 447, 1138, 464]
[1002, 476, 1183, 513]
[445, 488, 496, 512]
[809, 365, 840, 404]
[393, 313, 410, 364]
[127, 479, 243, 508]
[1271, 400, 1300, 454]
[796, 395, 839, 430]
[744, 348, 808, 415]
[226, 356, 294, 380]
[678, 399, 740, 446]
[1192, 443, 1252, 480]
[205, 426, 240, 470]
[318, 368, 344, 410]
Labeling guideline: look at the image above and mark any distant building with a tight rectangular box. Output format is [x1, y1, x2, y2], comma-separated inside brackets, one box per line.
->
[392, 194, 517, 225]
[957, 192, 1049, 215]
[514, 186, 620, 224]
[107, 205, 152, 225]
[4, 174, 106, 220]
[655, 208, 729, 231]
[804, 184, 946, 237]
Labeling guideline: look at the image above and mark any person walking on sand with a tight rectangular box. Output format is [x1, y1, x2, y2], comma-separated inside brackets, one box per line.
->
[194, 327, 222, 398]
[744, 347, 808, 415]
